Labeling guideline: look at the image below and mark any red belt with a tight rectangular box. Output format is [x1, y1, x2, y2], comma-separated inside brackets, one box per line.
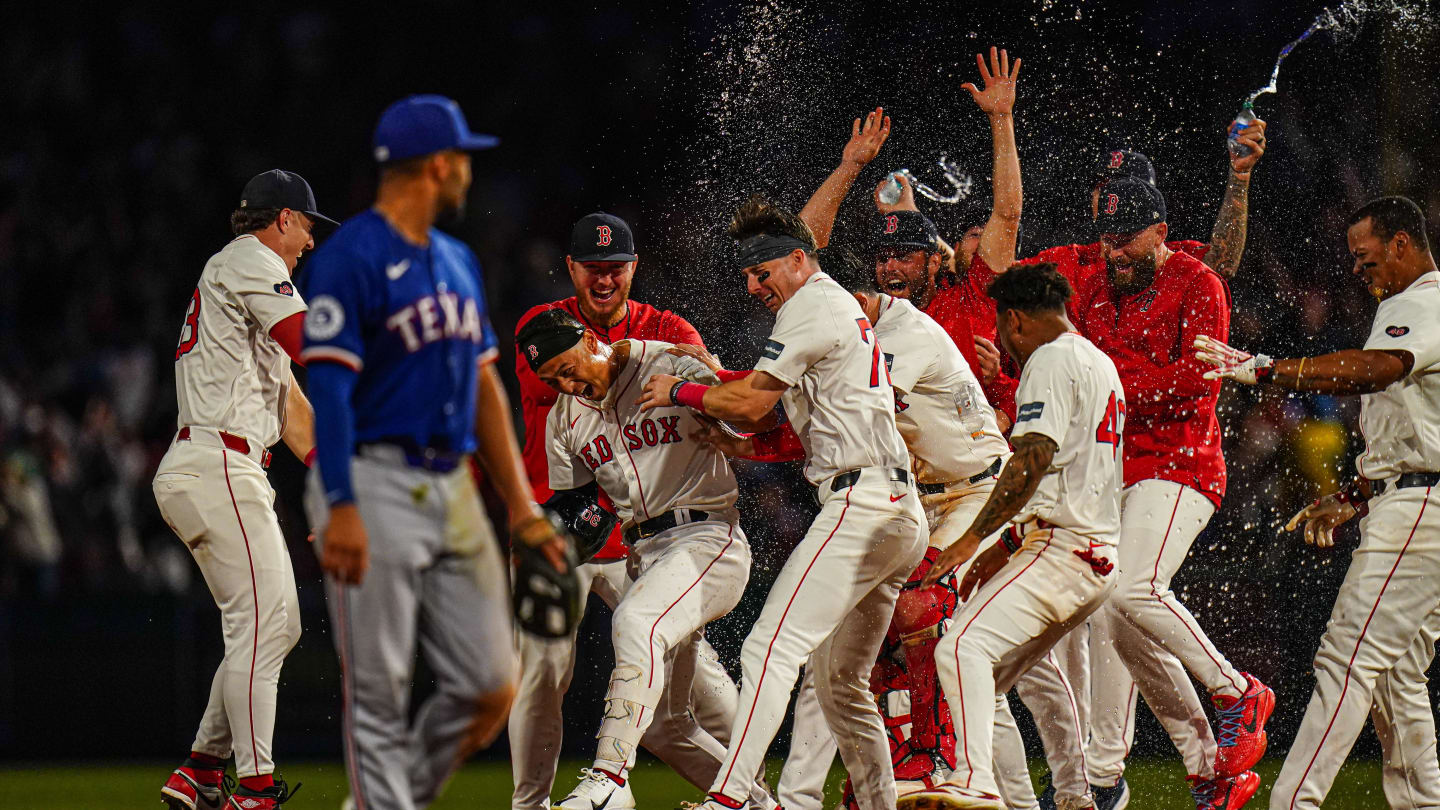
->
[177, 427, 271, 469]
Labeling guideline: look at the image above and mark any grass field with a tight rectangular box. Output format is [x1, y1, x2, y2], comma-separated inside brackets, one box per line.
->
[0, 757, 1391, 809]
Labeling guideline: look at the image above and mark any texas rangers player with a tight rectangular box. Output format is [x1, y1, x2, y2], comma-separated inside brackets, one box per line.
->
[154, 169, 334, 810]
[900, 263, 1123, 810]
[638, 197, 927, 810]
[510, 213, 747, 810]
[516, 310, 775, 810]
[1197, 196, 1440, 810]
[300, 95, 572, 810]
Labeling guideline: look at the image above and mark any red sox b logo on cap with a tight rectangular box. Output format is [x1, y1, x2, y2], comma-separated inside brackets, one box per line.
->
[596, 225, 612, 246]
[1109, 150, 1125, 169]
[884, 214, 899, 234]
[1104, 193, 1119, 215]
[527, 344, 539, 359]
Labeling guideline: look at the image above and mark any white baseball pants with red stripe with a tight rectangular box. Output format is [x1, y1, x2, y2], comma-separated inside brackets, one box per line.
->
[153, 434, 301, 779]
[1271, 485, 1440, 809]
[1088, 479, 1240, 783]
[509, 556, 748, 810]
[934, 526, 1115, 800]
[708, 470, 926, 810]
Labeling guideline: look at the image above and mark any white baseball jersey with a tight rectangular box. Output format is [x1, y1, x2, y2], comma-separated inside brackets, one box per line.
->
[1356, 270, 1440, 481]
[174, 234, 307, 448]
[547, 340, 739, 526]
[872, 295, 1008, 483]
[1010, 331, 1125, 544]
[752, 271, 910, 485]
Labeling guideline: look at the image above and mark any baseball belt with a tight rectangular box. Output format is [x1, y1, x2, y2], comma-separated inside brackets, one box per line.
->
[177, 426, 271, 469]
[915, 457, 1003, 497]
[827, 466, 911, 494]
[1370, 471, 1440, 496]
[624, 508, 716, 545]
[356, 438, 463, 473]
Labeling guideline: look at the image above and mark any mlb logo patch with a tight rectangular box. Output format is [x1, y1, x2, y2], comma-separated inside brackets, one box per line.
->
[1386, 325, 1410, 337]
[273, 281, 294, 296]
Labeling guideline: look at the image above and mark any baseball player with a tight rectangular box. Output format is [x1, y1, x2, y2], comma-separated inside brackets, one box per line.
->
[900, 262, 1123, 810]
[638, 196, 927, 810]
[154, 169, 335, 810]
[510, 213, 747, 810]
[517, 310, 777, 810]
[1196, 196, 1440, 810]
[300, 95, 573, 810]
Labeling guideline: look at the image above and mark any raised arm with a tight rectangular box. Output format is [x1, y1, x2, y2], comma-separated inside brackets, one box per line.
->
[1204, 118, 1267, 279]
[1195, 337, 1411, 395]
[799, 107, 891, 249]
[966, 47, 1023, 275]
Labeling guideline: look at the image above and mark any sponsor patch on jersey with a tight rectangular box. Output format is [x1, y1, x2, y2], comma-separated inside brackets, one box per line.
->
[305, 295, 345, 341]
[761, 339, 785, 361]
[1017, 401, 1045, 422]
[1386, 325, 1410, 337]
[273, 281, 294, 296]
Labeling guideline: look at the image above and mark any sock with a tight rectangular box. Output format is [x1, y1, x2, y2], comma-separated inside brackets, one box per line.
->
[239, 774, 274, 792]
[186, 751, 226, 770]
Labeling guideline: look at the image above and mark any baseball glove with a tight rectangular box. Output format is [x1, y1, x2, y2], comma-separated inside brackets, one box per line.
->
[511, 513, 582, 639]
[542, 482, 620, 563]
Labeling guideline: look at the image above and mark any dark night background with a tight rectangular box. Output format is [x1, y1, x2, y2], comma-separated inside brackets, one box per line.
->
[0, 0, 1437, 774]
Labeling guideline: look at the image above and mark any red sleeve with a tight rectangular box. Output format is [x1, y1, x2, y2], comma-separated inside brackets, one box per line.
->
[269, 312, 306, 365]
[515, 305, 562, 499]
[1112, 271, 1229, 419]
[747, 422, 805, 462]
[1167, 240, 1210, 263]
[982, 371, 1019, 429]
[717, 368, 752, 383]
[663, 311, 706, 349]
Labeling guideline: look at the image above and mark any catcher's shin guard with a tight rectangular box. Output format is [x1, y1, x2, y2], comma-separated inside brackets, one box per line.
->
[893, 547, 960, 766]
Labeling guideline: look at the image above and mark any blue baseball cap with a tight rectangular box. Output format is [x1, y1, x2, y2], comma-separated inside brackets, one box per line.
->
[372, 95, 499, 163]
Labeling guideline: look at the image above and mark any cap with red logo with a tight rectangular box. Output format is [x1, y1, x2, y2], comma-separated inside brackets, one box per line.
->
[1094, 176, 1167, 236]
[1094, 148, 1156, 188]
[875, 210, 941, 252]
[569, 212, 637, 262]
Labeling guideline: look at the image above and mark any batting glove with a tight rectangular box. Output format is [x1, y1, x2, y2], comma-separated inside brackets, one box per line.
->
[1194, 334, 1273, 384]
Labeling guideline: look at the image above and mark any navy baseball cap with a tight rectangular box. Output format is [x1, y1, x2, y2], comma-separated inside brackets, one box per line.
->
[876, 210, 941, 252]
[1094, 176, 1167, 236]
[372, 95, 499, 163]
[1094, 149, 1156, 188]
[239, 170, 338, 228]
[570, 212, 638, 262]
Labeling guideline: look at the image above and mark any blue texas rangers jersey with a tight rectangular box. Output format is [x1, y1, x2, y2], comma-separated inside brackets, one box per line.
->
[300, 209, 499, 453]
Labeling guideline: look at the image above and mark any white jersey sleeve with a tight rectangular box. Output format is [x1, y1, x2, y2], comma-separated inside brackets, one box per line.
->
[754, 295, 840, 387]
[221, 241, 308, 332]
[1357, 271, 1440, 480]
[546, 400, 594, 492]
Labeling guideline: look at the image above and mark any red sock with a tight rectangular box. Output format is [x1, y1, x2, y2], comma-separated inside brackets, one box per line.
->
[187, 751, 225, 769]
[239, 774, 274, 792]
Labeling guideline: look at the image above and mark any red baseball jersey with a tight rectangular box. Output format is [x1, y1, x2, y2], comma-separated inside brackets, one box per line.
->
[516, 298, 704, 560]
[924, 259, 1018, 423]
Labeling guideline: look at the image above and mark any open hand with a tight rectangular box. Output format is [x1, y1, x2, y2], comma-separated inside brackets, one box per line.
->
[637, 373, 683, 412]
[842, 107, 891, 169]
[1194, 334, 1272, 384]
[922, 532, 982, 588]
[1229, 118, 1268, 175]
[511, 511, 570, 574]
[957, 542, 1012, 600]
[1283, 494, 1357, 549]
[963, 46, 1021, 118]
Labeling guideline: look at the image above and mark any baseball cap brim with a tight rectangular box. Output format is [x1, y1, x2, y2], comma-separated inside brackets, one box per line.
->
[571, 250, 638, 262]
[303, 209, 341, 229]
[458, 132, 500, 151]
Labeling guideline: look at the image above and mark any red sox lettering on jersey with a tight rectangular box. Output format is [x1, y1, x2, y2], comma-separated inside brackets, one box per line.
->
[576, 416, 683, 471]
[386, 292, 486, 352]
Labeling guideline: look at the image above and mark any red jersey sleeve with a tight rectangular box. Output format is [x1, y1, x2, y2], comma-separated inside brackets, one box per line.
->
[1167, 239, 1210, 263]
[1111, 269, 1229, 419]
[747, 422, 806, 463]
[661, 311, 706, 349]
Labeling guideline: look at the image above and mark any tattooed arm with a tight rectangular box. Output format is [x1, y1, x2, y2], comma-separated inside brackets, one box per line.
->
[1203, 118, 1266, 279]
[921, 432, 1057, 587]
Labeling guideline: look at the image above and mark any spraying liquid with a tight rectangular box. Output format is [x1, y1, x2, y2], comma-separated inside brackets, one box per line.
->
[879, 155, 976, 205]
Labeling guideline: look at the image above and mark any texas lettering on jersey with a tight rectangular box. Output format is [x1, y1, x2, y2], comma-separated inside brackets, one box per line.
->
[386, 292, 487, 352]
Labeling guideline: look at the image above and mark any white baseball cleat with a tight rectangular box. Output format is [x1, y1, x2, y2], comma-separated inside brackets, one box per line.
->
[552, 768, 636, 810]
[896, 783, 1006, 810]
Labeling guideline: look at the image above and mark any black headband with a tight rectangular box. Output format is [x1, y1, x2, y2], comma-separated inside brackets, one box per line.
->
[521, 322, 586, 372]
[736, 233, 811, 269]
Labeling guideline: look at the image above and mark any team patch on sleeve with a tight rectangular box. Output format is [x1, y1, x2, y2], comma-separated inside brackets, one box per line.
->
[305, 295, 345, 341]
[1017, 401, 1045, 422]
[273, 281, 294, 296]
[761, 339, 785, 361]
[1386, 325, 1410, 337]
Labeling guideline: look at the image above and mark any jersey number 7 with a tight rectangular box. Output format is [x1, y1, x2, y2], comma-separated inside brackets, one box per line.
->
[857, 317, 888, 388]
[1095, 390, 1125, 458]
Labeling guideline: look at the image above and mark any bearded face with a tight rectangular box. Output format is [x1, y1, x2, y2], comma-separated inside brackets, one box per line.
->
[1107, 250, 1158, 296]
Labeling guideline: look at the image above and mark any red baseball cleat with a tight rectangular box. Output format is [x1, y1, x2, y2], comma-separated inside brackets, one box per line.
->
[1187, 770, 1259, 810]
[161, 767, 225, 810]
[894, 747, 954, 797]
[1211, 673, 1275, 777]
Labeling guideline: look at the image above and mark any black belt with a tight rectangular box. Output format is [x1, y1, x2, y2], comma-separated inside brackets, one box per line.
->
[1371, 472, 1440, 496]
[828, 467, 910, 494]
[356, 438, 463, 473]
[916, 457, 1003, 496]
[624, 508, 715, 544]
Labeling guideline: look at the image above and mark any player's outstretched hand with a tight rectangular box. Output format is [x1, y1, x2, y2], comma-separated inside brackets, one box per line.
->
[1283, 494, 1358, 549]
[842, 107, 891, 169]
[973, 336, 1002, 384]
[511, 512, 571, 575]
[923, 533, 982, 588]
[874, 171, 919, 214]
[1194, 334, 1273, 384]
[690, 417, 756, 457]
[1229, 118, 1268, 175]
[963, 46, 1021, 118]
[321, 503, 370, 585]
[666, 344, 722, 375]
[957, 542, 1011, 601]
[638, 373, 683, 412]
